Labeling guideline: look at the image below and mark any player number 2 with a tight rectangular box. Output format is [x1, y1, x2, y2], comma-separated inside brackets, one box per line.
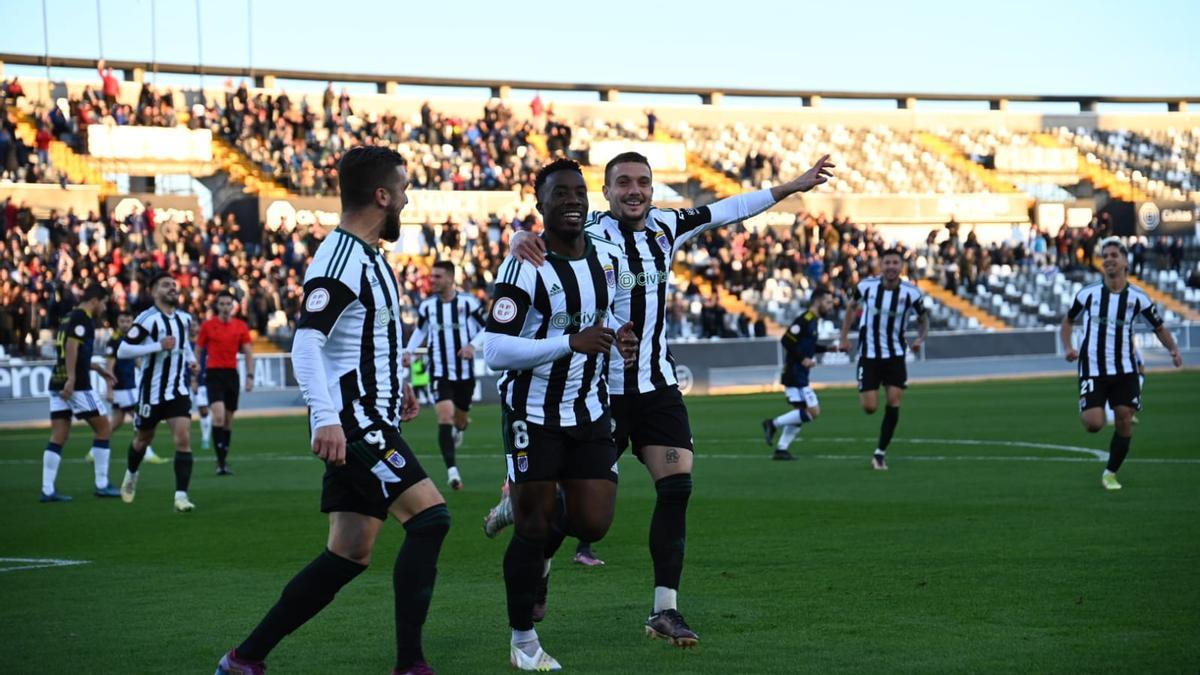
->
[1079, 379, 1094, 396]
[511, 421, 530, 450]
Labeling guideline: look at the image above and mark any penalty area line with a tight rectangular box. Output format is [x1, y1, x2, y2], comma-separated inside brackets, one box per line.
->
[0, 557, 92, 573]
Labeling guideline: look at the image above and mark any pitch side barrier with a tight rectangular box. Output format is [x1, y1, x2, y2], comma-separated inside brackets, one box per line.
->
[1, 324, 1193, 404]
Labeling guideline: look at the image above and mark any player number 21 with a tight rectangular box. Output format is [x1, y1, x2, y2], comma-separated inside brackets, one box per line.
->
[1079, 379, 1094, 396]
[511, 420, 530, 450]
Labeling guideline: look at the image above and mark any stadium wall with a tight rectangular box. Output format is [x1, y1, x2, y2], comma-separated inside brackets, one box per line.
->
[3, 325, 1194, 403]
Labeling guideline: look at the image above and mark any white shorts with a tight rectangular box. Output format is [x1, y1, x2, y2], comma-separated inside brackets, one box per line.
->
[193, 386, 209, 408]
[113, 388, 138, 411]
[785, 386, 820, 408]
[49, 390, 108, 420]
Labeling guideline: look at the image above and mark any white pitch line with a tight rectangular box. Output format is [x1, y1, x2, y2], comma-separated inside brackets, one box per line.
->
[0, 557, 91, 573]
[0, 438, 1194, 464]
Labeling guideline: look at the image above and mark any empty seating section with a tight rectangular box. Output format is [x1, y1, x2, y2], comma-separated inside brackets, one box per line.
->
[680, 122, 988, 194]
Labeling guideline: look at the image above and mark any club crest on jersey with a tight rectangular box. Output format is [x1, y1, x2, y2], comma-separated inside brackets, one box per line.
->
[516, 451, 528, 473]
[604, 264, 616, 287]
[384, 449, 406, 470]
[377, 308, 391, 326]
[74, 323, 86, 337]
[654, 232, 670, 252]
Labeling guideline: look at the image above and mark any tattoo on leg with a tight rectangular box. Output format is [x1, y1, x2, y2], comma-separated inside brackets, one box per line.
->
[665, 449, 679, 464]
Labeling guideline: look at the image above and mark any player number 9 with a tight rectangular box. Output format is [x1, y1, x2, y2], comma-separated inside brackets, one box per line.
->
[511, 420, 530, 450]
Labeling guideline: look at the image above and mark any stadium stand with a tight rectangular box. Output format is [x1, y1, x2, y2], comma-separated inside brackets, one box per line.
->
[2, 60, 1197, 360]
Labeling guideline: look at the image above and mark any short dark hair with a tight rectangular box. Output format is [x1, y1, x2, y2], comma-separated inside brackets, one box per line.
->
[1099, 236, 1128, 256]
[148, 272, 173, 290]
[432, 260, 455, 275]
[82, 282, 108, 301]
[534, 158, 584, 199]
[881, 248, 903, 260]
[603, 151, 652, 185]
[117, 309, 134, 318]
[338, 146, 407, 212]
[215, 290, 237, 302]
[809, 287, 831, 303]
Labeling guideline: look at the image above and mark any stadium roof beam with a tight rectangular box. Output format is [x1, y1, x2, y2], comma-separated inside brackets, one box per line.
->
[2, 52, 1197, 110]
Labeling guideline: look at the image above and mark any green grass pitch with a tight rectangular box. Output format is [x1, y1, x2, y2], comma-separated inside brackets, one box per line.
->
[2, 372, 1197, 673]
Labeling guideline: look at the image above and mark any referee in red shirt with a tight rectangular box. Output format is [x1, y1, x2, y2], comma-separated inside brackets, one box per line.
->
[197, 291, 254, 475]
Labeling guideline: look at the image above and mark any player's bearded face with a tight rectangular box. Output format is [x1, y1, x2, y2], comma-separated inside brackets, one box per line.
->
[157, 281, 178, 307]
[604, 162, 653, 223]
[380, 169, 408, 243]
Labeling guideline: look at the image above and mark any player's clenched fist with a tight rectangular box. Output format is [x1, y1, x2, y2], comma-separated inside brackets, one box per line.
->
[312, 424, 346, 465]
[569, 325, 616, 355]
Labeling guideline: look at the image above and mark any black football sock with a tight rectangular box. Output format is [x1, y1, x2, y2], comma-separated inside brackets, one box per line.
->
[800, 408, 813, 424]
[650, 474, 692, 590]
[576, 539, 594, 556]
[1106, 433, 1132, 473]
[237, 549, 366, 662]
[394, 504, 451, 670]
[878, 405, 900, 451]
[543, 488, 568, 560]
[214, 428, 229, 467]
[173, 452, 193, 492]
[437, 424, 456, 469]
[504, 532, 546, 631]
[127, 443, 146, 473]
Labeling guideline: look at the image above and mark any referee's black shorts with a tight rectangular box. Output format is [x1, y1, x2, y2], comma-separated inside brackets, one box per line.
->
[206, 368, 241, 411]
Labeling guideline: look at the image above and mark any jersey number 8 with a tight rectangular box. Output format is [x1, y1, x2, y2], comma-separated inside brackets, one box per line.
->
[511, 420, 530, 450]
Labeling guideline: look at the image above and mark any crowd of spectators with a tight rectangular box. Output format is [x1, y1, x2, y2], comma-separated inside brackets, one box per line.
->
[1, 66, 183, 185]
[0, 187, 546, 359]
[199, 83, 572, 196]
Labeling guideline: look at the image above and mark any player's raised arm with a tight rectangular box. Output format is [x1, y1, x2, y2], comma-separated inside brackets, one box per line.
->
[671, 154, 837, 247]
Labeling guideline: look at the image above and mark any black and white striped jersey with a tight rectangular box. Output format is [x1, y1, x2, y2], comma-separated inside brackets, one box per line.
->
[585, 189, 776, 395]
[123, 307, 196, 405]
[1068, 282, 1162, 378]
[407, 293, 486, 381]
[852, 278, 927, 360]
[294, 228, 406, 438]
[485, 235, 627, 427]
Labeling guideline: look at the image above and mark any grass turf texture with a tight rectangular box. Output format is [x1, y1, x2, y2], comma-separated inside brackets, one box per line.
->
[1, 372, 1197, 674]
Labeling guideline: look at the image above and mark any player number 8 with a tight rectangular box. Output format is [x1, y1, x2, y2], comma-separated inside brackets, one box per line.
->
[1079, 379, 1094, 396]
[511, 420, 529, 450]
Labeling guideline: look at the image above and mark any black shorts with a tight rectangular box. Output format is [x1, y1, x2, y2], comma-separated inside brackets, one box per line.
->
[321, 427, 428, 520]
[857, 357, 908, 392]
[434, 378, 474, 411]
[206, 368, 241, 411]
[134, 396, 192, 431]
[610, 385, 694, 461]
[502, 408, 618, 484]
[1079, 374, 1142, 412]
